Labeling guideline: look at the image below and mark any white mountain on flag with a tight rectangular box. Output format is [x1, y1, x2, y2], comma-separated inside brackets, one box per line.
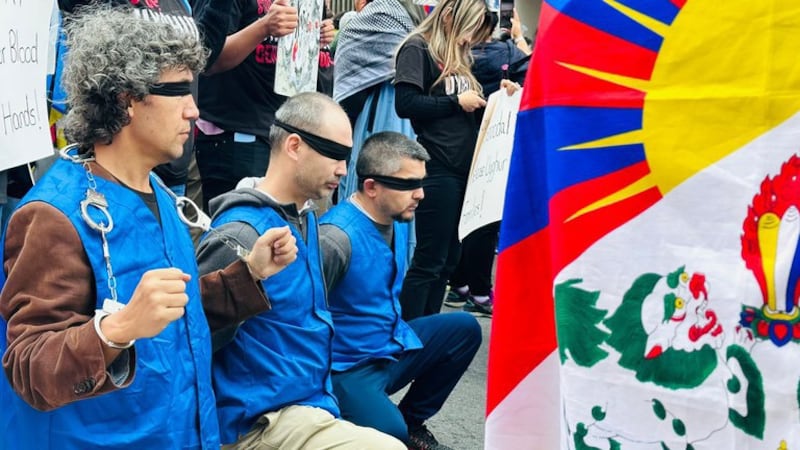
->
[553, 113, 800, 449]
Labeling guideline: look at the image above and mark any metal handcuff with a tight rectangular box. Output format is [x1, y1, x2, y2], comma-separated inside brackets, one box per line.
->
[59, 145, 252, 316]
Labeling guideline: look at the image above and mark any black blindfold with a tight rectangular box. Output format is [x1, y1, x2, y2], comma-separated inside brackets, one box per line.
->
[359, 174, 424, 191]
[148, 81, 193, 97]
[273, 119, 352, 161]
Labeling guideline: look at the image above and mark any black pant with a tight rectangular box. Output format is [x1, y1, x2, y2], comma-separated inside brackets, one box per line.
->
[194, 131, 270, 211]
[400, 160, 466, 320]
[449, 221, 499, 296]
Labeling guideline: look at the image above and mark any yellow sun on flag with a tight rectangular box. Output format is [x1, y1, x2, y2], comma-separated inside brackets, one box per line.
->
[560, 0, 800, 220]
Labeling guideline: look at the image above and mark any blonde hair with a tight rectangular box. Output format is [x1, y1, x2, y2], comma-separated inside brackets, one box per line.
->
[398, 0, 491, 93]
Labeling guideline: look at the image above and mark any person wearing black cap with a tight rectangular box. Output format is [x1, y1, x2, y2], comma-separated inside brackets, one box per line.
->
[195, 92, 404, 449]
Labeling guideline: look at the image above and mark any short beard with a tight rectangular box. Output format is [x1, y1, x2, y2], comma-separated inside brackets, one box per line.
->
[391, 212, 414, 223]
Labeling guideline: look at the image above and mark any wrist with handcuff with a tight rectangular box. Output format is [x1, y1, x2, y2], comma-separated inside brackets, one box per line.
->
[94, 300, 135, 349]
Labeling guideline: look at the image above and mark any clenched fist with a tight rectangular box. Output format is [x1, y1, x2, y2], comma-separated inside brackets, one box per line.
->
[245, 226, 298, 280]
[100, 268, 191, 344]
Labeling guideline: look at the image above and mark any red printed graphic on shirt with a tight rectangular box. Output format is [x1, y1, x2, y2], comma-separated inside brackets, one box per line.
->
[258, 0, 273, 15]
[256, 40, 278, 64]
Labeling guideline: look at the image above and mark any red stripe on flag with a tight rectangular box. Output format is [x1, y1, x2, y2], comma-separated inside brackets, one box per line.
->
[550, 161, 653, 225]
[669, 0, 686, 8]
[550, 164, 662, 272]
[486, 165, 661, 415]
[523, 2, 657, 110]
[486, 228, 556, 415]
[554, 186, 662, 271]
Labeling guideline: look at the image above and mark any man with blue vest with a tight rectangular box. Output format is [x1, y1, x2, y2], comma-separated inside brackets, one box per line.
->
[196, 92, 404, 449]
[0, 7, 298, 449]
[319, 131, 482, 450]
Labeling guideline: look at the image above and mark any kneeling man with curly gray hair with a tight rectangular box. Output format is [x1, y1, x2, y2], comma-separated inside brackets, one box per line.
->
[0, 5, 299, 449]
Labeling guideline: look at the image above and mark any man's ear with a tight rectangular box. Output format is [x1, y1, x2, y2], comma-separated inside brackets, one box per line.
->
[285, 134, 302, 161]
[121, 94, 135, 119]
[363, 178, 379, 198]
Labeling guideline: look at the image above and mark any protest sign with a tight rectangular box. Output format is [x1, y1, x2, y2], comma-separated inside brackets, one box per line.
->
[458, 88, 522, 240]
[274, 0, 323, 97]
[0, 0, 55, 171]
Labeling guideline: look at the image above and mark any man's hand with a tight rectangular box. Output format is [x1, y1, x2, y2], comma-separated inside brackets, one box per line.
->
[100, 268, 191, 344]
[457, 90, 487, 112]
[245, 226, 298, 280]
[262, 0, 299, 38]
[320, 18, 335, 46]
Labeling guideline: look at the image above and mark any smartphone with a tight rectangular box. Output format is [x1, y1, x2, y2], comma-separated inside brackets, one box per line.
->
[499, 0, 514, 30]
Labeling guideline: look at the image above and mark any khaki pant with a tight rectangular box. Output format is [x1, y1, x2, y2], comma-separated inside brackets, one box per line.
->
[222, 405, 406, 450]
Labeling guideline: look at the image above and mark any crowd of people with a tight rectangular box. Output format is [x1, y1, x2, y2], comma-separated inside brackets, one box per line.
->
[0, 0, 531, 448]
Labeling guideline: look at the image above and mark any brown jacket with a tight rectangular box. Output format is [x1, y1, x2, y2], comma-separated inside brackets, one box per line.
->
[0, 166, 269, 411]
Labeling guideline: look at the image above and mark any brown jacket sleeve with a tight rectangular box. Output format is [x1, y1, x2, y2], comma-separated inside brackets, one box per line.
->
[0, 202, 135, 411]
[200, 259, 270, 331]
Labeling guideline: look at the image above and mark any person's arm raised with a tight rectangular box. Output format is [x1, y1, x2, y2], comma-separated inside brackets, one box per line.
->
[205, 0, 298, 75]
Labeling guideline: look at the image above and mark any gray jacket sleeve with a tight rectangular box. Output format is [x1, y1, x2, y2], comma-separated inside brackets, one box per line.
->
[196, 220, 266, 351]
[319, 224, 352, 293]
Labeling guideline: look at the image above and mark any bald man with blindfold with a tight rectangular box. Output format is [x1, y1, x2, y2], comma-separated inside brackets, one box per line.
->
[195, 92, 404, 450]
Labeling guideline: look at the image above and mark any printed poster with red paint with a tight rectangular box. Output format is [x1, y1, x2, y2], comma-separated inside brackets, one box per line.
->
[486, 0, 800, 448]
[274, 0, 323, 96]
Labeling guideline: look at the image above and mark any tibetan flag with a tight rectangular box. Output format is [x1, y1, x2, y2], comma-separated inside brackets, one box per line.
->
[486, 0, 800, 448]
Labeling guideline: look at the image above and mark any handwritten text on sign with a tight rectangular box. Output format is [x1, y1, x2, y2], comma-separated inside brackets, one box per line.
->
[0, 0, 55, 170]
[458, 89, 522, 240]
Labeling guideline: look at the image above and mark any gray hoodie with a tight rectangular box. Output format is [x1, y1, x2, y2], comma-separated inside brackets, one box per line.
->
[196, 188, 315, 279]
[195, 187, 317, 351]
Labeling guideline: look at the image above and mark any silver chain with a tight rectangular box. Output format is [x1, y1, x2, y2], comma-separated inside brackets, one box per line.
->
[61, 145, 251, 280]
[57, 147, 121, 304]
[155, 179, 252, 260]
[84, 161, 120, 302]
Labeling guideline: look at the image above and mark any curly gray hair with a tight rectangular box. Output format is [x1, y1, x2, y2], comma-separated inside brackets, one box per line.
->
[61, 4, 207, 151]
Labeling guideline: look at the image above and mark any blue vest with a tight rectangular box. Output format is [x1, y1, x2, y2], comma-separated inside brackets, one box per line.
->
[209, 205, 337, 444]
[321, 201, 422, 372]
[0, 159, 219, 449]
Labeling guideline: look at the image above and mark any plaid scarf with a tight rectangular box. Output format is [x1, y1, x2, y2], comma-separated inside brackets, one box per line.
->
[332, 0, 423, 102]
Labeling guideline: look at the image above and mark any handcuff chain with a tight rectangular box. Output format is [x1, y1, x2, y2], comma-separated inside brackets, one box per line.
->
[62, 144, 252, 288]
[100, 230, 119, 302]
[154, 178, 252, 261]
[207, 228, 251, 260]
[70, 150, 120, 303]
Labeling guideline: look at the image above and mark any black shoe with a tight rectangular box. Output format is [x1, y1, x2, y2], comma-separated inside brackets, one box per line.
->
[407, 425, 454, 450]
[463, 295, 493, 318]
[443, 287, 469, 308]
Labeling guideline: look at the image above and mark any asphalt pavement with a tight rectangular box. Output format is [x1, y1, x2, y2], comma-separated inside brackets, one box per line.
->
[391, 306, 491, 450]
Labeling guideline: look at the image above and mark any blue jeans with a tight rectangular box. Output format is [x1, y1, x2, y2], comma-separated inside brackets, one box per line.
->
[330, 312, 481, 443]
[195, 131, 270, 210]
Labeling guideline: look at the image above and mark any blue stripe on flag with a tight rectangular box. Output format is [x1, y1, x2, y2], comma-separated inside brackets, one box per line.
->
[545, 0, 667, 52]
[499, 106, 647, 251]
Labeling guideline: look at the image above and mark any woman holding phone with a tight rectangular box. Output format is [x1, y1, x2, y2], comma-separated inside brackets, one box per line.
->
[394, 0, 494, 320]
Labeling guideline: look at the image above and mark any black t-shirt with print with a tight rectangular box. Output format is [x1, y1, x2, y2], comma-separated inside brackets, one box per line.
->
[394, 34, 480, 176]
[198, 0, 282, 138]
[197, 0, 333, 138]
